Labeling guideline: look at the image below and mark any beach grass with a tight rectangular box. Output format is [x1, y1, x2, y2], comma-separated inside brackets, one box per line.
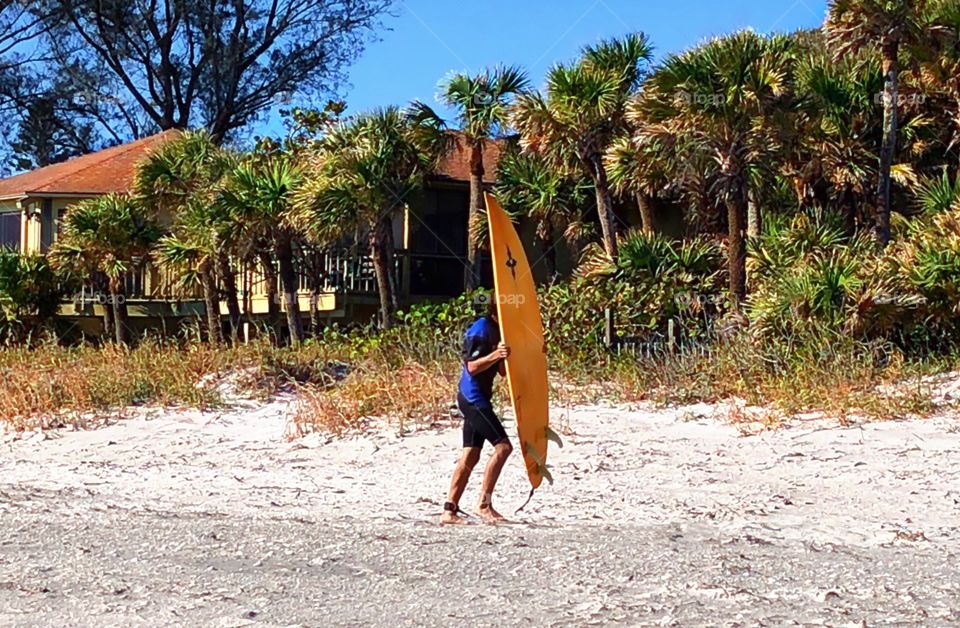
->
[0, 326, 955, 433]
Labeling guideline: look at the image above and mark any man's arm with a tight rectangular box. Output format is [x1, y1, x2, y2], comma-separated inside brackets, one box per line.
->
[466, 342, 510, 375]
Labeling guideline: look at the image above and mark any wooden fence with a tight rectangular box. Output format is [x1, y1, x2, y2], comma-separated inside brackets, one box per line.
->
[603, 307, 717, 360]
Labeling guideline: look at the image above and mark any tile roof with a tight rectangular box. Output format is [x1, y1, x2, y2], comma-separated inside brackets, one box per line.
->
[0, 129, 181, 200]
[0, 128, 504, 201]
[433, 133, 503, 183]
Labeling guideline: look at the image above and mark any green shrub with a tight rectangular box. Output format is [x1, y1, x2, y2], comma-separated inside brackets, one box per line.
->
[576, 230, 726, 343]
[746, 207, 960, 352]
[891, 208, 960, 345]
[0, 251, 67, 344]
[747, 211, 854, 283]
[915, 170, 960, 216]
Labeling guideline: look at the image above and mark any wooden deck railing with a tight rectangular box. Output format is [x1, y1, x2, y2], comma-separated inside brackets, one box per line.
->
[245, 248, 385, 298]
[74, 247, 464, 304]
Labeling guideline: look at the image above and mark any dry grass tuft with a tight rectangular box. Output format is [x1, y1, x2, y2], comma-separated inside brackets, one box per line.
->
[1, 324, 954, 435]
[0, 340, 223, 430]
[598, 335, 945, 422]
[0, 338, 353, 431]
[290, 358, 458, 437]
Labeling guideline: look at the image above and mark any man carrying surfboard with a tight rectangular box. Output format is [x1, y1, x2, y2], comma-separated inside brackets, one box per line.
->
[441, 299, 513, 525]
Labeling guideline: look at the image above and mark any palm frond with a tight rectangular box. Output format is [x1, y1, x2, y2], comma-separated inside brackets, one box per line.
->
[296, 106, 452, 245]
[915, 169, 960, 214]
[439, 65, 529, 140]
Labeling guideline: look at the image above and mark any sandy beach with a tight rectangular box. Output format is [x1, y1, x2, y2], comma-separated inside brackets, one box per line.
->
[1, 390, 959, 626]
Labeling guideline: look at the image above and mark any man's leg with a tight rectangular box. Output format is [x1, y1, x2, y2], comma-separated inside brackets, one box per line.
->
[477, 439, 513, 522]
[441, 447, 481, 524]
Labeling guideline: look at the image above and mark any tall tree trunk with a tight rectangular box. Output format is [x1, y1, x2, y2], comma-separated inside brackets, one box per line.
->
[218, 251, 241, 343]
[308, 290, 320, 336]
[258, 250, 280, 333]
[308, 249, 326, 336]
[465, 139, 485, 291]
[590, 155, 619, 259]
[727, 183, 748, 306]
[566, 238, 582, 268]
[108, 275, 129, 345]
[370, 214, 398, 330]
[635, 192, 656, 235]
[95, 273, 115, 341]
[876, 38, 900, 247]
[747, 190, 761, 238]
[200, 262, 221, 345]
[275, 236, 303, 345]
[102, 300, 115, 342]
[307, 251, 319, 337]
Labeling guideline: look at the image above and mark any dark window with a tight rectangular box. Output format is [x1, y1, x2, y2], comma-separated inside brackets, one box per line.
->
[409, 256, 466, 297]
[41, 199, 53, 252]
[0, 212, 20, 251]
[408, 187, 469, 256]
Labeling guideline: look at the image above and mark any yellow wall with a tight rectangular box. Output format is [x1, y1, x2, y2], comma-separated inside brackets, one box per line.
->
[17, 196, 168, 254]
[15, 198, 42, 254]
[14, 196, 92, 254]
[26, 205, 40, 253]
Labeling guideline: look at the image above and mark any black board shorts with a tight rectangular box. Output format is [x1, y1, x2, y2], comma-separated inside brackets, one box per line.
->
[457, 392, 509, 448]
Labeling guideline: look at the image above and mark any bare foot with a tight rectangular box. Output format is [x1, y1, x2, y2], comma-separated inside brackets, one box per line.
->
[440, 510, 466, 525]
[476, 504, 507, 524]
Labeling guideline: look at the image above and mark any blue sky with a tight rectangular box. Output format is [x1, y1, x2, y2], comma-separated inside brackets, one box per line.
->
[322, 0, 828, 124]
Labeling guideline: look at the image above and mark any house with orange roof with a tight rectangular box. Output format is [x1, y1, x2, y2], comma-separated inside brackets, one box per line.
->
[0, 129, 517, 332]
[0, 131, 180, 254]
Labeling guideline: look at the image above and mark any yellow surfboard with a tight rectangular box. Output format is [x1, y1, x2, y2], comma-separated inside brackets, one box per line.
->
[484, 193, 551, 489]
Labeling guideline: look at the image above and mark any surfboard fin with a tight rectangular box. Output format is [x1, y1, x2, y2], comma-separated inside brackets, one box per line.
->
[538, 462, 554, 485]
[524, 442, 554, 486]
[545, 425, 563, 448]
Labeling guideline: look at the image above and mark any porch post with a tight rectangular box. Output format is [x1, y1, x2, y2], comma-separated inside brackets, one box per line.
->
[23, 202, 41, 253]
[17, 201, 27, 254]
[400, 204, 411, 300]
[243, 261, 252, 344]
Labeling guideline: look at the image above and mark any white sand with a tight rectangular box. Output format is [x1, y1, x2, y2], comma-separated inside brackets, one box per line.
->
[3, 389, 958, 547]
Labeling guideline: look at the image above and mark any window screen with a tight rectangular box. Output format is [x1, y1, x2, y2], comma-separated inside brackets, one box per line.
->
[0, 212, 20, 251]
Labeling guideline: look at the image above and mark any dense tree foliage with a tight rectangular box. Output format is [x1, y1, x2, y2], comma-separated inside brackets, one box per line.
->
[0, 0, 392, 169]
[295, 106, 450, 329]
[6, 4, 960, 351]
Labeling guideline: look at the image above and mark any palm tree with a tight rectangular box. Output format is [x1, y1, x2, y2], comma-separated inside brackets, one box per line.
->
[512, 33, 654, 260]
[153, 201, 228, 344]
[493, 144, 591, 278]
[296, 106, 450, 329]
[50, 194, 160, 344]
[794, 44, 883, 236]
[135, 130, 242, 342]
[431, 66, 528, 289]
[826, 0, 930, 245]
[0, 252, 67, 344]
[605, 134, 675, 234]
[221, 156, 306, 345]
[914, 168, 960, 214]
[631, 30, 796, 304]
